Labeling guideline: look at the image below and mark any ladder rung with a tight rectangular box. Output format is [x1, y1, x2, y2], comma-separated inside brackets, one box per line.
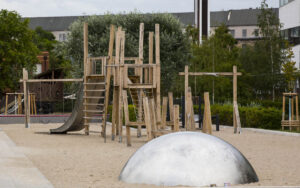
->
[84, 89, 105, 92]
[83, 103, 104, 106]
[83, 117, 102, 120]
[83, 96, 105, 99]
[83, 110, 104, 113]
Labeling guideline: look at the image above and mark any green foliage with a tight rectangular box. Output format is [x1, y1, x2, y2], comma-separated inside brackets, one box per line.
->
[33, 27, 72, 77]
[281, 42, 298, 92]
[0, 9, 39, 92]
[189, 25, 240, 101]
[239, 0, 287, 100]
[210, 104, 281, 130]
[65, 12, 191, 95]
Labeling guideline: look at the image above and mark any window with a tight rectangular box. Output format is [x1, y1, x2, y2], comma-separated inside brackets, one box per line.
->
[59, 33, 66, 41]
[229, 30, 235, 37]
[242, 29, 247, 38]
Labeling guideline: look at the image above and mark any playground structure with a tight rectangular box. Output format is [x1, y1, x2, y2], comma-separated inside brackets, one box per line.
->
[282, 93, 300, 131]
[179, 65, 242, 134]
[3, 93, 37, 115]
[18, 22, 244, 147]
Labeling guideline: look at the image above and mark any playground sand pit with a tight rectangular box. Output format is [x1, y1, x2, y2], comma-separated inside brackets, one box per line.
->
[0, 123, 300, 187]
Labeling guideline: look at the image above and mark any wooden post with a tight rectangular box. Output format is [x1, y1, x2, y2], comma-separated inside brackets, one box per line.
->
[122, 90, 131, 147]
[161, 97, 168, 129]
[174, 105, 180, 132]
[23, 68, 30, 128]
[149, 98, 158, 132]
[296, 95, 299, 121]
[186, 87, 193, 130]
[33, 94, 37, 115]
[148, 32, 154, 83]
[292, 97, 295, 120]
[5, 94, 8, 115]
[184, 66, 189, 127]
[118, 30, 125, 143]
[168, 92, 174, 122]
[155, 24, 161, 126]
[18, 94, 22, 114]
[143, 97, 153, 141]
[83, 22, 89, 135]
[112, 27, 122, 140]
[103, 25, 115, 142]
[282, 95, 286, 124]
[203, 92, 212, 134]
[233, 66, 238, 133]
[296, 95, 299, 131]
[137, 23, 144, 79]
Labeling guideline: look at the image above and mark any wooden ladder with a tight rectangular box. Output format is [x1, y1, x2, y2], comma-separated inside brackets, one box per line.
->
[83, 75, 106, 135]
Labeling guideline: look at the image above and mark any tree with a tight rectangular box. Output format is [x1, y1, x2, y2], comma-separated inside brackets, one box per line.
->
[65, 12, 191, 95]
[282, 42, 298, 92]
[190, 25, 240, 102]
[33, 26, 72, 76]
[0, 9, 39, 92]
[257, 0, 285, 101]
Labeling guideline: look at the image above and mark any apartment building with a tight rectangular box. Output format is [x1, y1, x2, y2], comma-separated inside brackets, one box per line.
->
[280, 0, 300, 69]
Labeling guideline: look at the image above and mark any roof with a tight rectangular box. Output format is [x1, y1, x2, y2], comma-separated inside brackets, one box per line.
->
[26, 16, 80, 31]
[25, 8, 279, 31]
[210, 8, 279, 27]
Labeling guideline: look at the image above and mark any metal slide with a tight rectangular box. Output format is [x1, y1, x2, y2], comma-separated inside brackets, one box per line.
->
[50, 78, 105, 134]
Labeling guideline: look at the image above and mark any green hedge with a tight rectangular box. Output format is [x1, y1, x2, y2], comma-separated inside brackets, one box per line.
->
[211, 104, 282, 130]
[108, 104, 282, 130]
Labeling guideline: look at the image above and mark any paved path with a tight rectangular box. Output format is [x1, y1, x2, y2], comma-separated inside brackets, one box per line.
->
[0, 129, 53, 188]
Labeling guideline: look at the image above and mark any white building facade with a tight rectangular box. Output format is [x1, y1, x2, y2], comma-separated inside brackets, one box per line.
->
[280, 0, 300, 69]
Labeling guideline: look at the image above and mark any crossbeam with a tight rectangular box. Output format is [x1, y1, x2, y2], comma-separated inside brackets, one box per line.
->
[19, 79, 83, 83]
[179, 72, 242, 76]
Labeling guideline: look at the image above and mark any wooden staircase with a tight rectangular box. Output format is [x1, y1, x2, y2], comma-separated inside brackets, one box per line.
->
[83, 76, 106, 134]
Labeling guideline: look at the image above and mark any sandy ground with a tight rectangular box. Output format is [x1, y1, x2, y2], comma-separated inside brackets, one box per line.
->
[0, 123, 300, 188]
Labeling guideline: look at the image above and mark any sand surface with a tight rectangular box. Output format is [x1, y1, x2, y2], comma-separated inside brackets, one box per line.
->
[0, 123, 300, 187]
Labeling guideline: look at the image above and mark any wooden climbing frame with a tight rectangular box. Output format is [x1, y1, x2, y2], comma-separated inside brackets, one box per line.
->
[179, 65, 242, 134]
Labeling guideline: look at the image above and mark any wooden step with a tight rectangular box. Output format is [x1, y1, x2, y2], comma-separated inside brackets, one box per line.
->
[83, 103, 104, 106]
[84, 89, 105, 92]
[84, 83, 105, 85]
[86, 75, 105, 78]
[83, 110, 104, 113]
[83, 96, 104, 99]
[83, 117, 102, 120]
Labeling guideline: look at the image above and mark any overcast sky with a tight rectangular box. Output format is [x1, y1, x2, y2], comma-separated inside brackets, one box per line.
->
[0, 0, 278, 17]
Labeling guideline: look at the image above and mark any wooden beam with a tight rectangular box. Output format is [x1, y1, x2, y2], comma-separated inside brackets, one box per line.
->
[149, 98, 158, 132]
[184, 66, 189, 128]
[161, 97, 168, 129]
[234, 101, 241, 134]
[137, 23, 144, 78]
[122, 90, 131, 147]
[174, 105, 180, 132]
[23, 68, 30, 128]
[5, 94, 8, 115]
[233, 66, 237, 134]
[118, 30, 126, 143]
[149, 32, 154, 83]
[203, 92, 212, 134]
[168, 92, 174, 122]
[179, 72, 242, 76]
[282, 95, 286, 121]
[103, 25, 115, 142]
[155, 24, 161, 126]
[83, 22, 89, 135]
[143, 97, 153, 141]
[19, 79, 83, 83]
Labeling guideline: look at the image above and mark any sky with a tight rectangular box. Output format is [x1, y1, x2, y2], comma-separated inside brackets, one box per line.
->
[0, 0, 279, 17]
